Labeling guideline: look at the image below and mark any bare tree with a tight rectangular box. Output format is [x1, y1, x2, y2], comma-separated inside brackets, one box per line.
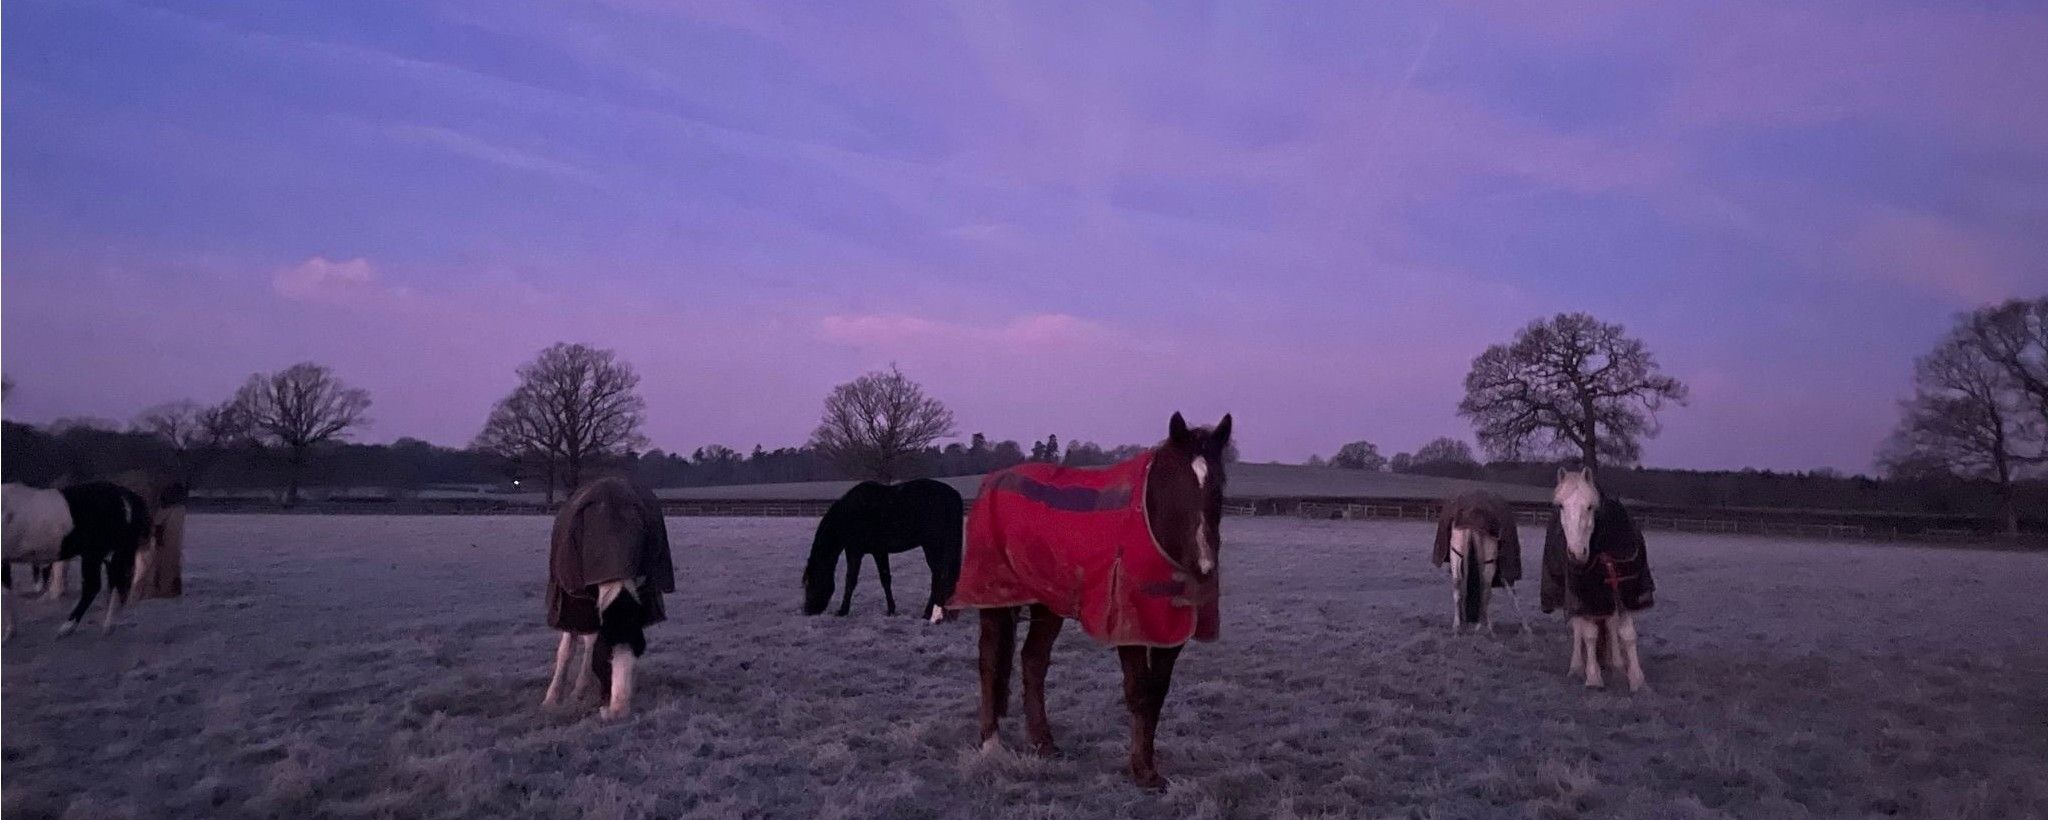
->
[811, 365, 956, 481]
[233, 362, 372, 504]
[479, 343, 648, 498]
[134, 399, 247, 486]
[473, 384, 565, 503]
[1962, 297, 2048, 445]
[1459, 312, 1688, 469]
[1881, 324, 2040, 534]
[1330, 440, 1387, 471]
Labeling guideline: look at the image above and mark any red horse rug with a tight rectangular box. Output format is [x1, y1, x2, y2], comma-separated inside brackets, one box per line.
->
[949, 452, 1219, 647]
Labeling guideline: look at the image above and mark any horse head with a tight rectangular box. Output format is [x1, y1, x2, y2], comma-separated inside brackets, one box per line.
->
[1553, 466, 1601, 562]
[1147, 411, 1232, 578]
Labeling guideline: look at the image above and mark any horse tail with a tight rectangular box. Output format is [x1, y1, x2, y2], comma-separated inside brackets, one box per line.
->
[1460, 533, 1486, 625]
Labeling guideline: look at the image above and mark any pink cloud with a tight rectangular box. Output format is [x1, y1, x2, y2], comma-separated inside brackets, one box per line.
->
[271, 257, 411, 306]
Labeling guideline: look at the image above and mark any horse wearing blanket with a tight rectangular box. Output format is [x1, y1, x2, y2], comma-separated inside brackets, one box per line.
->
[951, 411, 1229, 790]
[1541, 467, 1655, 691]
[1432, 490, 1528, 634]
[541, 477, 676, 719]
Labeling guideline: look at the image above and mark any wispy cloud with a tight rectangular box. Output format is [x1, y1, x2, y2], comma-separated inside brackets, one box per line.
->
[271, 257, 410, 306]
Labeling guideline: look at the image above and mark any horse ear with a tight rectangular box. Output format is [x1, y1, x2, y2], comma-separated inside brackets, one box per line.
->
[1556, 466, 1568, 483]
[1169, 412, 1190, 444]
[1214, 414, 1232, 445]
[1582, 466, 1597, 485]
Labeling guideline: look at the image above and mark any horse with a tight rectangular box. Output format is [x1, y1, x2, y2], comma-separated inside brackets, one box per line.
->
[1432, 490, 1529, 634]
[3, 482, 153, 640]
[951, 411, 1230, 789]
[1541, 467, 1655, 691]
[802, 478, 963, 622]
[540, 477, 676, 719]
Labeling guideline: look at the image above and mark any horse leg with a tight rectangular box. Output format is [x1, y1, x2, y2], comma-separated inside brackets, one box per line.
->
[2, 566, 12, 643]
[921, 537, 958, 623]
[105, 548, 136, 635]
[874, 552, 897, 616]
[1567, 616, 1585, 676]
[1118, 644, 1182, 790]
[599, 646, 636, 720]
[42, 560, 67, 601]
[1576, 617, 1605, 689]
[542, 631, 578, 706]
[101, 564, 123, 635]
[977, 607, 1018, 748]
[1020, 604, 1065, 756]
[1616, 610, 1646, 692]
[1449, 583, 1463, 633]
[568, 633, 599, 701]
[61, 556, 102, 636]
[836, 552, 864, 616]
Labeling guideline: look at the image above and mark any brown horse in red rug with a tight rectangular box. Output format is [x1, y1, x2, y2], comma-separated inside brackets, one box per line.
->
[950, 411, 1230, 789]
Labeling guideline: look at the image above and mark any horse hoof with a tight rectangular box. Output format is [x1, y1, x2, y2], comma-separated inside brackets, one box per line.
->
[979, 737, 1003, 754]
[598, 706, 628, 721]
[56, 620, 78, 637]
[1130, 770, 1168, 791]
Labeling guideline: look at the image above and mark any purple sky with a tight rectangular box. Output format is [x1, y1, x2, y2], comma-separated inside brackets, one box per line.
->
[5, 1, 2046, 471]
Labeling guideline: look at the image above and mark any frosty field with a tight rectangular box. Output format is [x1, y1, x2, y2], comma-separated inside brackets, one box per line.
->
[5, 515, 2047, 819]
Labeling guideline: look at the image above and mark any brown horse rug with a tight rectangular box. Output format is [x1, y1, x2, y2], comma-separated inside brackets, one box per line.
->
[547, 478, 676, 634]
[950, 453, 1219, 647]
[1541, 497, 1655, 617]
[1432, 490, 1524, 587]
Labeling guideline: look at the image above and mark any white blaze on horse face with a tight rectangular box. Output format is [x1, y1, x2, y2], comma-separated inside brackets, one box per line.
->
[1554, 473, 1600, 561]
[1190, 456, 1210, 490]
[1195, 520, 1215, 574]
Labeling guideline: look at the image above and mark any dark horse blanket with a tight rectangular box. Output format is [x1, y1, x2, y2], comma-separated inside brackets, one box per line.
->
[1432, 490, 1523, 588]
[1541, 497, 1655, 617]
[950, 452, 1219, 647]
[547, 478, 676, 634]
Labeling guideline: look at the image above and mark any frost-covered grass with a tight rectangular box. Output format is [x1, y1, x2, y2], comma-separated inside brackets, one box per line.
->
[5, 516, 2046, 818]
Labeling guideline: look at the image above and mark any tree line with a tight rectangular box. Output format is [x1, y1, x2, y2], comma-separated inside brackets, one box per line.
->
[3, 299, 2040, 529]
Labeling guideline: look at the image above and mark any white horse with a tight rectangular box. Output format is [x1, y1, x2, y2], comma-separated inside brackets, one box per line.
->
[1544, 468, 1654, 692]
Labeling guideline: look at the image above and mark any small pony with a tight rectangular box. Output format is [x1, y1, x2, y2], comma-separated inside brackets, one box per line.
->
[1541, 467, 1655, 691]
[1431, 490, 1528, 634]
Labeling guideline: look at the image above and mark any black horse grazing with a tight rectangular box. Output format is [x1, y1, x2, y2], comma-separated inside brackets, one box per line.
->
[802, 479, 963, 620]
